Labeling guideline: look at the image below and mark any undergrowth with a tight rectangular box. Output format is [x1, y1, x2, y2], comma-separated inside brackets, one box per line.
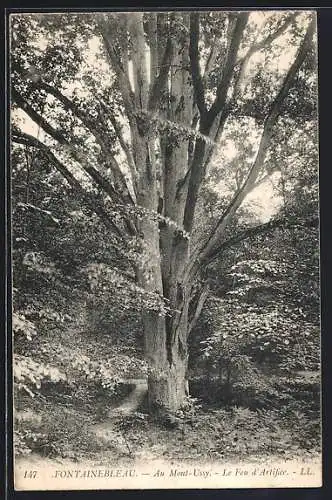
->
[14, 373, 321, 463]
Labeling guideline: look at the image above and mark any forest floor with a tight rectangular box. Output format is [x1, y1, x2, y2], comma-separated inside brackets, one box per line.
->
[15, 372, 321, 469]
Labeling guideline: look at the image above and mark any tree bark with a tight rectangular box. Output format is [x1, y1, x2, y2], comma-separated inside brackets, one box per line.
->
[146, 322, 189, 413]
[138, 269, 190, 413]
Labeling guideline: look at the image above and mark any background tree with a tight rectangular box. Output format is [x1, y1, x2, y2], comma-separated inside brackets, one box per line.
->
[11, 11, 318, 413]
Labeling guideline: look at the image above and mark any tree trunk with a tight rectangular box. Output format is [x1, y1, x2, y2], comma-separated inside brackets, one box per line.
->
[135, 218, 190, 413]
[127, 12, 194, 415]
[143, 310, 189, 413]
[147, 353, 188, 413]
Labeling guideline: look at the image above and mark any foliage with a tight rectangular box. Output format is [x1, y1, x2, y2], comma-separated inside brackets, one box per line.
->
[11, 10, 319, 454]
[13, 312, 37, 341]
[69, 353, 147, 390]
[196, 297, 319, 379]
[14, 403, 105, 459]
[14, 354, 68, 400]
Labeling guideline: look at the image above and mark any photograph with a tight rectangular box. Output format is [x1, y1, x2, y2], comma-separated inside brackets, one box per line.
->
[10, 9, 321, 489]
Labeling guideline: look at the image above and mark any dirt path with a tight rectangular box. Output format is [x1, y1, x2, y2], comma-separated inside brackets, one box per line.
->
[108, 379, 148, 417]
[90, 379, 148, 448]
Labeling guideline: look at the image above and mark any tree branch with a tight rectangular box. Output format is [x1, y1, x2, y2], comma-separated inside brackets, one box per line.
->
[147, 12, 158, 86]
[202, 36, 219, 81]
[23, 80, 135, 204]
[195, 18, 316, 267]
[98, 15, 135, 117]
[201, 14, 303, 171]
[32, 80, 105, 143]
[102, 103, 137, 185]
[148, 36, 174, 112]
[12, 88, 131, 206]
[128, 13, 150, 111]
[16, 202, 60, 225]
[204, 214, 318, 267]
[188, 282, 209, 334]
[12, 131, 126, 238]
[203, 12, 249, 132]
[12, 87, 66, 144]
[189, 13, 207, 116]
[236, 13, 299, 69]
[182, 14, 249, 233]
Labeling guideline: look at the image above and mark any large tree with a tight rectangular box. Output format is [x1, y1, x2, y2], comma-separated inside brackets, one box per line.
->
[11, 11, 317, 413]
